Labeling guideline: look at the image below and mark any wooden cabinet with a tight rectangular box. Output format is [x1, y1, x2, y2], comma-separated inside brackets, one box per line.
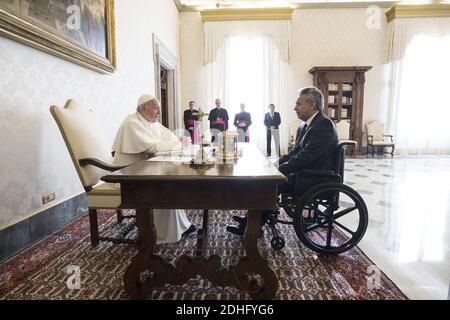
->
[309, 66, 372, 155]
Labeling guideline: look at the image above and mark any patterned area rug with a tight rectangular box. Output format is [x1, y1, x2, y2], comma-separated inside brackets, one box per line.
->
[0, 209, 407, 300]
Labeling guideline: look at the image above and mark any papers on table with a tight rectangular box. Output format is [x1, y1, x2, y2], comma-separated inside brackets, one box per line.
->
[147, 156, 193, 163]
[147, 145, 215, 163]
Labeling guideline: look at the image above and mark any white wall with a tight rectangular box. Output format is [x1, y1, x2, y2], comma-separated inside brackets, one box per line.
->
[179, 8, 390, 146]
[290, 8, 389, 127]
[0, 0, 180, 229]
[180, 11, 206, 108]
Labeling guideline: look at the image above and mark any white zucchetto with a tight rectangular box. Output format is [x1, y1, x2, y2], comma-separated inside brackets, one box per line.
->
[137, 94, 156, 107]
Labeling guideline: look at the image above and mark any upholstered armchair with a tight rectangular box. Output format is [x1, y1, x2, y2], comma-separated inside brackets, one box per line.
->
[50, 99, 134, 246]
[288, 119, 302, 152]
[365, 120, 395, 157]
[335, 120, 357, 157]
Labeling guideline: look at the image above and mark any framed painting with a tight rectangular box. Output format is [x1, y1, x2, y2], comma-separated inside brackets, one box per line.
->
[0, 0, 116, 74]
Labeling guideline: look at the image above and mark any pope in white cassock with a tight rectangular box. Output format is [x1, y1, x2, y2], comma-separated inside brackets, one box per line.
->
[112, 94, 195, 244]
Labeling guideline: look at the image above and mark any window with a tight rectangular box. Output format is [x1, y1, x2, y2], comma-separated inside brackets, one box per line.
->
[395, 34, 450, 153]
[227, 36, 265, 139]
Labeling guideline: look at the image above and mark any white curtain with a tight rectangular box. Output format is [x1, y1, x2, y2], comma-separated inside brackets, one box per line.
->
[203, 20, 292, 154]
[204, 20, 290, 65]
[387, 17, 450, 63]
[385, 17, 450, 155]
[261, 36, 292, 155]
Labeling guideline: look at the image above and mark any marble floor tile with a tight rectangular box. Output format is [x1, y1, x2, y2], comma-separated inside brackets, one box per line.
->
[344, 155, 450, 300]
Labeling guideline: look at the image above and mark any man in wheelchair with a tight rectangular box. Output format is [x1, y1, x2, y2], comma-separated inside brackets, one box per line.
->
[227, 87, 368, 254]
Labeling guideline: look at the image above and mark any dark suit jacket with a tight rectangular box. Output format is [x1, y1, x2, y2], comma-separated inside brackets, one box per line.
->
[279, 112, 338, 176]
[264, 112, 281, 129]
[233, 111, 252, 132]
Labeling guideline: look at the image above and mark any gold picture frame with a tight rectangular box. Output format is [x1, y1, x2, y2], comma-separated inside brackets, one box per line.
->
[0, 0, 116, 74]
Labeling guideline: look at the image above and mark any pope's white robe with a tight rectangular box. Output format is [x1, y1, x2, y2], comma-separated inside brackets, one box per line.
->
[112, 112, 192, 244]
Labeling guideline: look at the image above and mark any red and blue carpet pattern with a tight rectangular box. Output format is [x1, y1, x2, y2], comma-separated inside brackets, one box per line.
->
[0, 209, 407, 300]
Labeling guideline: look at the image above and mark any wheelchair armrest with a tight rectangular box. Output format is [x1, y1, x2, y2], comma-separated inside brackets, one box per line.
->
[295, 169, 342, 183]
[290, 169, 342, 195]
[300, 169, 335, 176]
[339, 141, 357, 148]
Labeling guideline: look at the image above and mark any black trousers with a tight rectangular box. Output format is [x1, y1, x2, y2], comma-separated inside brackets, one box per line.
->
[242, 177, 296, 227]
[266, 128, 280, 157]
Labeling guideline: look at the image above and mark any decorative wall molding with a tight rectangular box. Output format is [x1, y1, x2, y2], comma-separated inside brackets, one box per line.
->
[201, 8, 293, 21]
[173, 0, 184, 12]
[176, 1, 395, 12]
[386, 4, 450, 23]
[153, 33, 180, 130]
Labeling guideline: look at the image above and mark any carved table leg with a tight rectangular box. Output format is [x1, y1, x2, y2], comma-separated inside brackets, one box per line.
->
[123, 208, 278, 300]
[196, 209, 209, 257]
[235, 209, 278, 299]
[123, 208, 157, 299]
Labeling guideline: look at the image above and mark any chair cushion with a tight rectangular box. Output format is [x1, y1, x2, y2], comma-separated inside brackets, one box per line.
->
[372, 141, 395, 146]
[87, 182, 120, 208]
[50, 100, 114, 187]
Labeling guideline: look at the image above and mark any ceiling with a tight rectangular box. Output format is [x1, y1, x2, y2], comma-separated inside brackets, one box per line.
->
[177, 0, 404, 10]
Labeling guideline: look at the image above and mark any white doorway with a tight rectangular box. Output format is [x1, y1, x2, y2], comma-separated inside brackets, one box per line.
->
[153, 33, 179, 131]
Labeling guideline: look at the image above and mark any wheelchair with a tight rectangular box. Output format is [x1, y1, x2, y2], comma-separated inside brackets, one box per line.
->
[267, 142, 368, 255]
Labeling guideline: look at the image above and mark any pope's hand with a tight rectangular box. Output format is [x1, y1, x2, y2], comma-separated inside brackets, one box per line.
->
[180, 136, 190, 146]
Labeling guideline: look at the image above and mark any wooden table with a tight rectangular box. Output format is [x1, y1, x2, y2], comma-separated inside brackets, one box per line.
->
[102, 143, 286, 299]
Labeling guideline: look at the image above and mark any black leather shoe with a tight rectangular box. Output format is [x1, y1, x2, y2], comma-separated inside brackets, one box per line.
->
[226, 225, 264, 238]
[181, 225, 197, 238]
[232, 215, 247, 224]
[226, 225, 245, 236]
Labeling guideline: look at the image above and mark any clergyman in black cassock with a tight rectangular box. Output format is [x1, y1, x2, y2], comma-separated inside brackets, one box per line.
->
[233, 103, 252, 142]
[183, 101, 199, 143]
[208, 99, 229, 143]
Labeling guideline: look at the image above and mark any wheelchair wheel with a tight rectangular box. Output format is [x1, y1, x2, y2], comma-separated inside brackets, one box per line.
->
[293, 182, 368, 255]
[270, 236, 285, 251]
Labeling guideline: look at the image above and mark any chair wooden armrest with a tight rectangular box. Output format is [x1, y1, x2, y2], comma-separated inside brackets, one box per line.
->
[383, 134, 394, 142]
[367, 135, 374, 144]
[79, 158, 126, 172]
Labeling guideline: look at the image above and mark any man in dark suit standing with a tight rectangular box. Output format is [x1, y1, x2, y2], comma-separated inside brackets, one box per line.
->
[233, 103, 252, 142]
[264, 104, 281, 157]
[183, 101, 199, 143]
[227, 86, 338, 236]
[208, 98, 229, 143]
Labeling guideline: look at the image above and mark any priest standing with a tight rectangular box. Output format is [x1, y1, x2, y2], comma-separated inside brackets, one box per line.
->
[111, 94, 196, 244]
[183, 100, 199, 143]
[233, 103, 252, 142]
[208, 98, 229, 143]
